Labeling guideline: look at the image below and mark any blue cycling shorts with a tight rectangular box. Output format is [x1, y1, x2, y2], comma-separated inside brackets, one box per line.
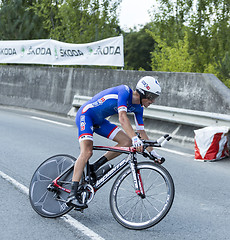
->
[76, 111, 121, 142]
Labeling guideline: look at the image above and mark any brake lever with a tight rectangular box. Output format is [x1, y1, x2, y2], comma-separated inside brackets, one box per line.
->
[141, 149, 165, 164]
[149, 151, 166, 164]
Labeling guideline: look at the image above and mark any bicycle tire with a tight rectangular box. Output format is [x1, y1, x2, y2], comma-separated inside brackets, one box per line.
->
[110, 161, 175, 230]
[29, 154, 76, 218]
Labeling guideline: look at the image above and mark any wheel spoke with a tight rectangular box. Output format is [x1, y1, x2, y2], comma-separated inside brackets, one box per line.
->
[141, 199, 152, 220]
[117, 194, 137, 209]
[122, 198, 141, 218]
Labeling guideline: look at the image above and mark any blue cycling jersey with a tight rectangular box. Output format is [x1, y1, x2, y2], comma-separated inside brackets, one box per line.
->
[76, 85, 144, 142]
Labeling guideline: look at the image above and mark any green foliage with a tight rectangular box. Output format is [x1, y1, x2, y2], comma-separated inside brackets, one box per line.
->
[30, 0, 121, 43]
[222, 79, 230, 88]
[0, 0, 121, 43]
[0, 0, 48, 40]
[149, 31, 194, 72]
[148, 0, 230, 87]
[152, 0, 193, 46]
[124, 24, 155, 71]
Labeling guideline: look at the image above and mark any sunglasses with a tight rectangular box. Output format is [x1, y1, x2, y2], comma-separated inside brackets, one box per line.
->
[145, 92, 159, 101]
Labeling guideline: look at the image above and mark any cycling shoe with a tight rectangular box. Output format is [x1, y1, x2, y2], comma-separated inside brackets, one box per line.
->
[66, 195, 88, 209]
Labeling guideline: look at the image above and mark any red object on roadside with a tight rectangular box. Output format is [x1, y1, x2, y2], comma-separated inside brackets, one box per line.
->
[194, 126, 229, 161]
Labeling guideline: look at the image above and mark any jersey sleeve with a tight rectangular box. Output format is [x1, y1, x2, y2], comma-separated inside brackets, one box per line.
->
[134, 107, 144, 130]
[117, 85, 130, 113]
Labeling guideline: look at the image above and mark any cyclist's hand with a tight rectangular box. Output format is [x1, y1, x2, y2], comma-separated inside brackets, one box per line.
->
[150, 150, 165, 164]
[132, 136, 143, 152]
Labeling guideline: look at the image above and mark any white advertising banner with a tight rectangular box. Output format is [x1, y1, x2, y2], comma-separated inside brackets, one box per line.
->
[0, 36, 124, 67]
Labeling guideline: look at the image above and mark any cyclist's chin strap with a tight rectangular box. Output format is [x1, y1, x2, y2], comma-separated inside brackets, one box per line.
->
[136, 89, 144, 106]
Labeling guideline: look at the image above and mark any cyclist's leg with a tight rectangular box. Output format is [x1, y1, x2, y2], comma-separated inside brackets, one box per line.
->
[73, 112, 94, 182]
[67, 112, 94, 208]
[72, 140, 93, 182]
[106, 130, 132, 160]
[94, 119, 132, 161]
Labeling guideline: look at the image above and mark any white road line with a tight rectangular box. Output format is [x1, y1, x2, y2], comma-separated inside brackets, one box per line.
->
[61, 215, 105, 240]
[159, 147, 194, 157]
[0, 170, 29, 195]
[0, 170, 105, 240]
[30, 116, 73, 127]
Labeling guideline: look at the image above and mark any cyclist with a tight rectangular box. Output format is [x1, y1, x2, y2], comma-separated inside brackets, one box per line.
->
[67, 76, 164, 209]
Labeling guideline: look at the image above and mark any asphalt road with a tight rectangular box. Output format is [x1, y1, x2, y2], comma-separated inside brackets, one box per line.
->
[0, 106, 230, 240]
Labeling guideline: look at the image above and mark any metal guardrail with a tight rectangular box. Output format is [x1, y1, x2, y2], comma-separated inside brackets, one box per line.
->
[69, 95, 230, 128]
[71, 95, 91, 108]
[144, 105, 230, 128]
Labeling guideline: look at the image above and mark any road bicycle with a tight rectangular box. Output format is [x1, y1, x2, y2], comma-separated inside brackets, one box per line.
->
[29, 134, 175, 230]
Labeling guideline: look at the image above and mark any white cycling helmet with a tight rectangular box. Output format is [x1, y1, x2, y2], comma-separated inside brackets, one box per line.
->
[136, 76, 161, 102]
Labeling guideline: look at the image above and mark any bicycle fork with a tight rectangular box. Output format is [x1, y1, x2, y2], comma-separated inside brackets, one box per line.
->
[129, 154, 145, 199]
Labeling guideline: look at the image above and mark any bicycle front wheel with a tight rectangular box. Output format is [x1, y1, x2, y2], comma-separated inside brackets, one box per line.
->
[29, 154, 76, 218]
[110, 161, 175, 230]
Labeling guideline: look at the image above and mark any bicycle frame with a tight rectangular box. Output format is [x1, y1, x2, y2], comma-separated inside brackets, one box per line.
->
[51, 145, 144, 196]
[92, 146, 137, 192]
[50, 133, 173, 198]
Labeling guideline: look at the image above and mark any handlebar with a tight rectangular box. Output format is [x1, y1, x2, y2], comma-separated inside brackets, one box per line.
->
[139, 134, 172, 163]
[93, 134, 172, 163]
[142, 134, 172, 148]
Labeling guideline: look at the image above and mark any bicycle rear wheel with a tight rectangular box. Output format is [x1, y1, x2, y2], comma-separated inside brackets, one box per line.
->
[29, 154, 76, 218]
[110, 161, 175, 230]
